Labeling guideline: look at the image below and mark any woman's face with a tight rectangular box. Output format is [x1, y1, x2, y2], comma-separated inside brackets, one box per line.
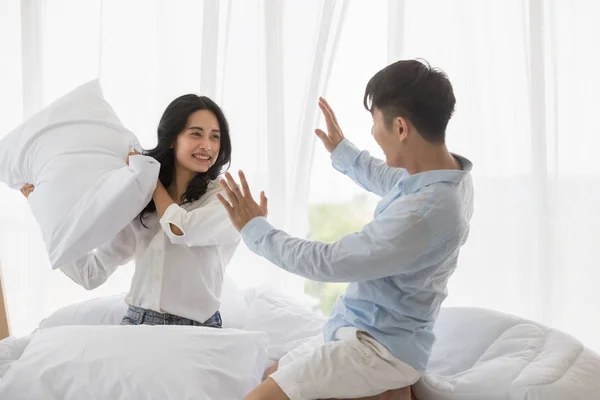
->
[173, 109, 221, 175]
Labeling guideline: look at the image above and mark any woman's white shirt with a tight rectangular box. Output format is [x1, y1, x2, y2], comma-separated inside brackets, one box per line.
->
[60, 180, 241, 323]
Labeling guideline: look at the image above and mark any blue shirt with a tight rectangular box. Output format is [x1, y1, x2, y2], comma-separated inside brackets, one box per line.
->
[241, 138, 474, 371]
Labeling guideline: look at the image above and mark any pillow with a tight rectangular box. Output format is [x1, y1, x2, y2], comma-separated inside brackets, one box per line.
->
[0, 335, 32, 380]
[243, 285, 326, 363]
[0, 325, 269, 400]
[38, 275, 248, 329]
[0, 79, 160, 269]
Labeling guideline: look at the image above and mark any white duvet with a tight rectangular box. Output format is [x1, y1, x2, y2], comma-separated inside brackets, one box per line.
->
[1, 296, 598, 399]
[415, 307, 600, 400]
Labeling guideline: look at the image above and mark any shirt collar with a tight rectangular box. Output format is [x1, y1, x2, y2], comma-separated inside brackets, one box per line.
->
[399, 153, 473, 195]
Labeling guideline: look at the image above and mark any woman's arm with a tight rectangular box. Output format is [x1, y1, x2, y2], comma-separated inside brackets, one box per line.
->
[158, 183, 240, 247]
[60, 224, 137, 290]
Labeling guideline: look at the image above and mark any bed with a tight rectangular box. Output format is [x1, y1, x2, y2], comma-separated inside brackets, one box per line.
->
[0, 268, 599, 399]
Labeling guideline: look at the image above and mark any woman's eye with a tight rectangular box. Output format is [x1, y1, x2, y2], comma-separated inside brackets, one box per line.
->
[211, 135, 221, 140]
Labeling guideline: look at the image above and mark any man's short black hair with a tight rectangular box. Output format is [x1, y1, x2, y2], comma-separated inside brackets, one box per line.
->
[364, 59, 456, 143]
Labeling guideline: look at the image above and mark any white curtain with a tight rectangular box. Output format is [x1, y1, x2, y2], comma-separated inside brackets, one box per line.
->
[2, 0, 600, 355]
[308, 0, 600, 353]
[0, 0, 347, 336]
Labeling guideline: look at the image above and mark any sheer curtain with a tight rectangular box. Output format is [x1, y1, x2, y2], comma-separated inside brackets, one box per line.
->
[0, 0, 347, 336]
[1, 0, 600, 354]
[403, 0, 600, 353]
[308, 0, 600, 352]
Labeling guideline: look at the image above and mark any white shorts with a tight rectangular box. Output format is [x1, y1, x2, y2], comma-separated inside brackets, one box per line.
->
[270, 327, 421, 400]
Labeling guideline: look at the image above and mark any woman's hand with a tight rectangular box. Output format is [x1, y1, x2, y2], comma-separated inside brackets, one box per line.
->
[126, 150, 141, 165]
[20, 184, 35, 198]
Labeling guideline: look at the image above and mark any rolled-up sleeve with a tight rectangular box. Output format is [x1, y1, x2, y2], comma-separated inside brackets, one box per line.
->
[159, 190, 240, 247]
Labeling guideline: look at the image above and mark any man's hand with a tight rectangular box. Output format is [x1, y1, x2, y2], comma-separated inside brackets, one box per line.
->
[217, 171, 268, 232]
[20, 184, 35, 198]
[315, 97, 345, 153]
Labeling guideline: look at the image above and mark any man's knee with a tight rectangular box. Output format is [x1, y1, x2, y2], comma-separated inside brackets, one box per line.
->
[263, 361, 279, 380]
[245, 377, 289, 400]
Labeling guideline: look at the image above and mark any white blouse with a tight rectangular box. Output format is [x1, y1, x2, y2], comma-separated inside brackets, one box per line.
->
[60, 180, 241, 323]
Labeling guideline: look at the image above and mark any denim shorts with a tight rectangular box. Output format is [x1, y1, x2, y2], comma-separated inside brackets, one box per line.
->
[120, 305, 222, 328]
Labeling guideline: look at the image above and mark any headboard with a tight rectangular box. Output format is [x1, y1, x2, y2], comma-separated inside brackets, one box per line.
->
[0, 260, 11, 340]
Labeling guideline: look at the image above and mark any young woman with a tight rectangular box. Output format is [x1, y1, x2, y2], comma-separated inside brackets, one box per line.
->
[22, 95, 240, 327]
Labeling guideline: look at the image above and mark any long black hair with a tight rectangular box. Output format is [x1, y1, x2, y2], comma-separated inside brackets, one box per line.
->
[138, 94, 232, 227]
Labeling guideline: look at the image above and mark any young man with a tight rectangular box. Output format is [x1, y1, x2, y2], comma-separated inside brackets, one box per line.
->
[217, 59, 474, 400]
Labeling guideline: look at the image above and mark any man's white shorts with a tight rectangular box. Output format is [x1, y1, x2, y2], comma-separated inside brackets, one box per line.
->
[269, 327, 422, 400]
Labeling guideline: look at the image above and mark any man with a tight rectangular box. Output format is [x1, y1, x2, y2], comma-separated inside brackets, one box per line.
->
[217, 59, 474, 400]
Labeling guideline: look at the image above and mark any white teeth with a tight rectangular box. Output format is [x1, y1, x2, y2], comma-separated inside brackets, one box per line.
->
[193, 155, 211, 160]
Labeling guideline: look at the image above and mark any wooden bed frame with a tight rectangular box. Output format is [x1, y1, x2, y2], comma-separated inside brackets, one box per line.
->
[0, 260, 11, 340]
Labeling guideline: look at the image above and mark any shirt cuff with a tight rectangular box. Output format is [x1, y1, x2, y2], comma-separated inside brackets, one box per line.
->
[127, 154, 160, 172]
[240, 216, 275, 253]
[330, 138, 362, 172]
[159, 203, 186, 240]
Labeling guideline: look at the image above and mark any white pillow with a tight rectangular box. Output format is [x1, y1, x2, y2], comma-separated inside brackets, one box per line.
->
[0, 325, 269, 400]
[38, 275, 248, 329]
[0, 79, 160, 269]
[0, 336, 32, 380]
[243, 285, 326, 363]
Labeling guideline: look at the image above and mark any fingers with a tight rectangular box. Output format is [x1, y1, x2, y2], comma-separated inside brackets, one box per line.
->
[238, 170, 253, 200]
[259, 191, 268, 214]
[318, 100, 337, 133]
[127, 150, 141, 165]
[319, 97, 341, 129]
[319, 97, 340, 127]
[318, 97, 343, 138]
[314, 128, 332, 146]
[220, 175, 239, 206]
[216, 193, 233, 214]
[225, 171, 243, 198]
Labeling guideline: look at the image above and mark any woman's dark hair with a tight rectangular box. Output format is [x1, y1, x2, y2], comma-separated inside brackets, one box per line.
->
[363, 59, 455, 143]
[138, 94, 231, 227]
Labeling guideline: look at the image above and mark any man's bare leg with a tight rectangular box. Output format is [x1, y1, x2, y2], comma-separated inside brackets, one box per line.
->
[325, 386, 414, 400]
[257, 360, 415, 400]
[263, 361, 279, 380]
[245, 377, 289, 400]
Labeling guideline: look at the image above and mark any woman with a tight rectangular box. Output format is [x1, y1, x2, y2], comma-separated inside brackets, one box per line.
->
[22, 94, 239, 328]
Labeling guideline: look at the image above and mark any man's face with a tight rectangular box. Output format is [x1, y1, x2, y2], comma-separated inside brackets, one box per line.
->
[371, 107, 405, 168]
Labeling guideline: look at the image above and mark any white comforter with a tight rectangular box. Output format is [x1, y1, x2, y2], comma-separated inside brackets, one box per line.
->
[415, 307, 600, 400]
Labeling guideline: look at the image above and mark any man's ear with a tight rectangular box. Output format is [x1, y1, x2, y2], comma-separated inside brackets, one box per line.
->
[395, 116, 409, 140]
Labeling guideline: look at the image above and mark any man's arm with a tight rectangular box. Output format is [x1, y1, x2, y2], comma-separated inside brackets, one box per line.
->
[331, 139, 405, 197]
[217, 169, 432, 282]
[316, 98, 404, 197]
[241, 209, 430, 283]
